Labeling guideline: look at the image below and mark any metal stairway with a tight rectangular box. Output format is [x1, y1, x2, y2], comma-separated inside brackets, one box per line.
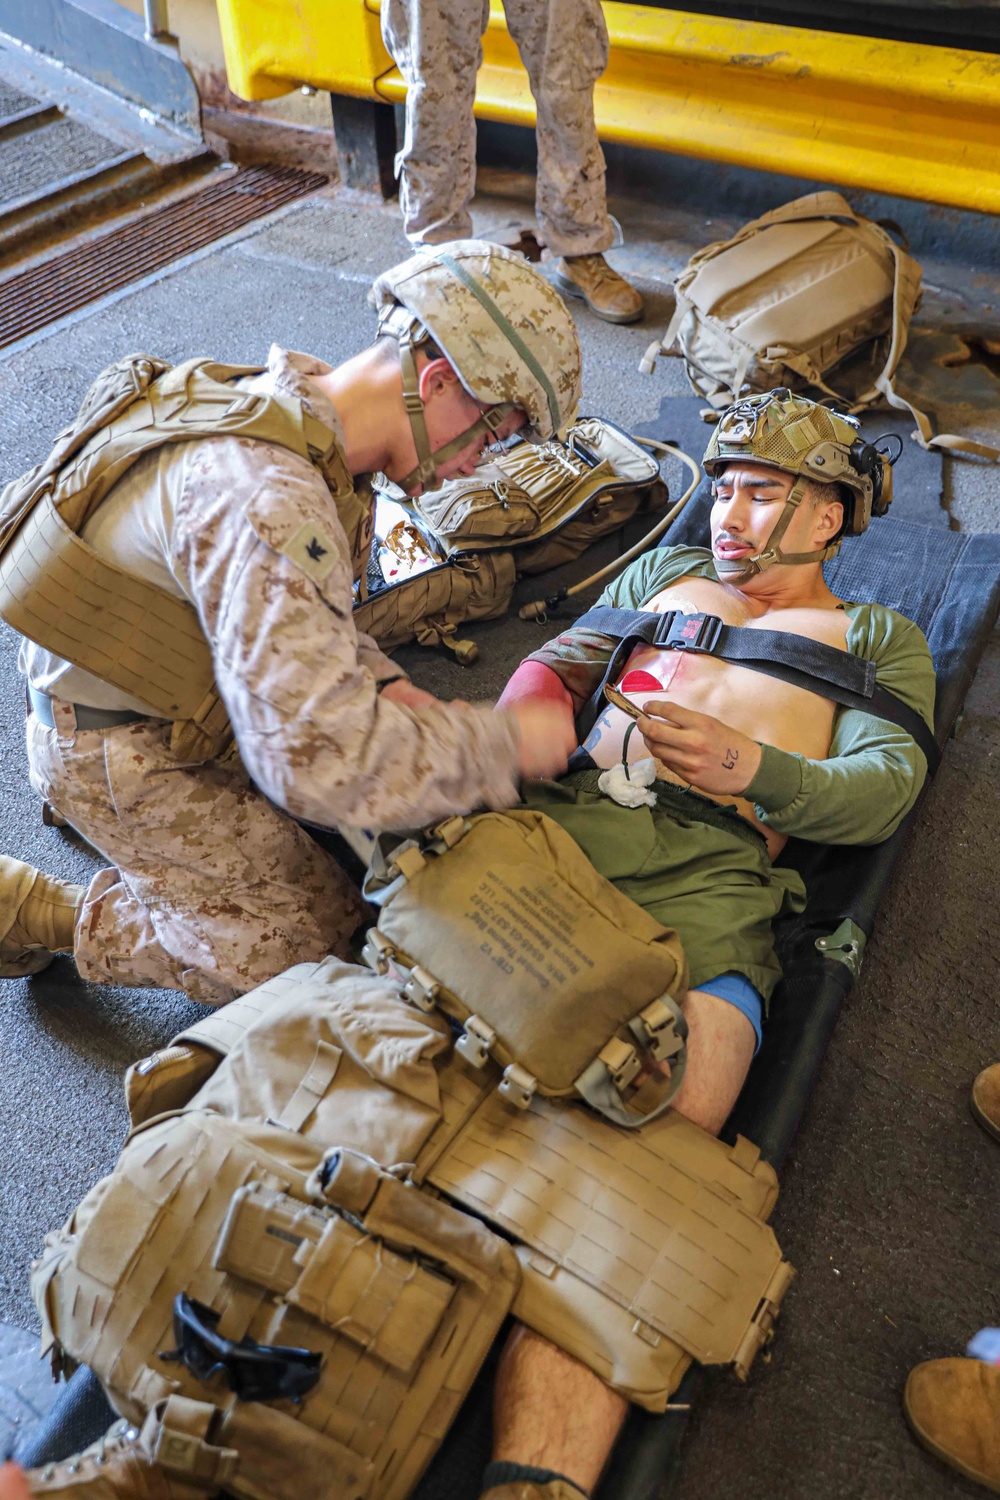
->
[0, 74, 327, 352]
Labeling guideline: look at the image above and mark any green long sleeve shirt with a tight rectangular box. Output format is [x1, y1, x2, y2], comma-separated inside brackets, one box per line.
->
[527, 545, 936, 846]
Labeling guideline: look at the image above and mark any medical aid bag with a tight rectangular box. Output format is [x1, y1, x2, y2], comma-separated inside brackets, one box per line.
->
[362, 808, 689, 1128]
[354, 417, 668, 664]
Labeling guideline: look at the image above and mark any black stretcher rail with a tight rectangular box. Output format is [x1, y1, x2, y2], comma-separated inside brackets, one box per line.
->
[16, 508, 1000, 1500]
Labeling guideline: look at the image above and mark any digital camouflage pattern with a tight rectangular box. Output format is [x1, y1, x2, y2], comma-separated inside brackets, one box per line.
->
[381, 0, 613, 259]
[21, 347, 525, 1002]
[27, 702, 364, 1005]
[372, 240, 583, 439]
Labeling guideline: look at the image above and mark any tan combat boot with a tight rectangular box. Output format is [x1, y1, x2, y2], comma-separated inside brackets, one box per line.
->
[553, 253, 643, 325]
[27, 1399, 237, 1499]
[0, 854, 83, 978]
[904, 1357, 1000, 1493]
[971, 1063, 1000, 1143]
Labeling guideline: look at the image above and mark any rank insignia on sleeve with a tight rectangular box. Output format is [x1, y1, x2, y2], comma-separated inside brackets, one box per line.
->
[284, 522, 339, 583]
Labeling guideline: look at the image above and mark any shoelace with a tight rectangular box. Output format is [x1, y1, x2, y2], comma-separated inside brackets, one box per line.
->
[39, 1419, 141, 1480]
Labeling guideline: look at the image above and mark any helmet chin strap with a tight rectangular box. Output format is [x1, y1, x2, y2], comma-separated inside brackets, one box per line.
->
[714, 476, 842, 583]
[393, 322, 515, 494]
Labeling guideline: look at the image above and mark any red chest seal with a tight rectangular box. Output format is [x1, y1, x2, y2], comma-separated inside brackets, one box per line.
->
[619, 670, 663, 694]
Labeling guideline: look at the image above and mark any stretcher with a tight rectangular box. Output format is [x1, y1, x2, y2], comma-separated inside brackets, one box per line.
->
[14, 407, 1000, 1499]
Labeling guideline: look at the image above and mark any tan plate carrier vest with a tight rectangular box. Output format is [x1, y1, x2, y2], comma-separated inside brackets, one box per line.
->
[34, 956, 794, 1500]
[0, 354, 367, 760]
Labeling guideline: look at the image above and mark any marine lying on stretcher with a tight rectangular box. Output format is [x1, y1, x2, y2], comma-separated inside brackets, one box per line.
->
[21, 391, 936, 1500]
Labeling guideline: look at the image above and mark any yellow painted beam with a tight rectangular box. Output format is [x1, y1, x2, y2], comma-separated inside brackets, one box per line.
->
[213, 0, 1000, 215]
[216, 0, 391, 102]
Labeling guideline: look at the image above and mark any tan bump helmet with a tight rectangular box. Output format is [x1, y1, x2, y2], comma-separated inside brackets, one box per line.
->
[703, 388, 893, 536]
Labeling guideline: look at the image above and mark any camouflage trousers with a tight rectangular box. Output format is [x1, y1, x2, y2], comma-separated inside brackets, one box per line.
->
[382, 0, 613, 257]
[26, 699, 365, 1006]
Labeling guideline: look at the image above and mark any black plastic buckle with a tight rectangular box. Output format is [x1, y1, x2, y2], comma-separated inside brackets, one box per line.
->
[160, 1293, 322, 1404]
[659, 612, 724, 654]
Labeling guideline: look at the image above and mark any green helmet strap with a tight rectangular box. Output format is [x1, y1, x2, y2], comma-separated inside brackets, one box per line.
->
[436, 251, 561, 436]
[714, 475, 842, 582]
[394, 322, 515, 494]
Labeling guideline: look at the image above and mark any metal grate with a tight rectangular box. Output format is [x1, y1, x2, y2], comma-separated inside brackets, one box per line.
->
[0, 163, 328, 350]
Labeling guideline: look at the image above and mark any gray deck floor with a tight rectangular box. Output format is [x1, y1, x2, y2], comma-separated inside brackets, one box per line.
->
[0, 154, 998, 1497]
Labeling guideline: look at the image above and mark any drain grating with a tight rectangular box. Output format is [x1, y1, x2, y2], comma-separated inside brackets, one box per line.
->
[0, 163, 328, 350]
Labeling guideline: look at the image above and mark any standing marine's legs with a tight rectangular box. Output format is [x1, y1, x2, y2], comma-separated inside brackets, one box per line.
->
[502, 0, 643, 323]
[381, 0, 489, 244]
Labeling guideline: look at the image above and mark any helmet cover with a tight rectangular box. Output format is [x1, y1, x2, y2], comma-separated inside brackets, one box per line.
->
[370, 239, 583, 441]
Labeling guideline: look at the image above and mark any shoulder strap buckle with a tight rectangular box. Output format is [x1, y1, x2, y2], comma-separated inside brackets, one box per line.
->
[455, 1014, 497, 1069]
[402, 964, 441, 1014]
[629, 996, 686, 1065]
[597, 1037, 643, 1093]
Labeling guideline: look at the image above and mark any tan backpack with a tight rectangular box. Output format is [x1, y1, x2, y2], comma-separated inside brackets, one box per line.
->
[355, 418, 669, 664]
[640, 190, 999, 461]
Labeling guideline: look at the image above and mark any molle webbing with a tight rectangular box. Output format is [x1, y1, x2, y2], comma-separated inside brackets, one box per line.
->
[425, 1091, 794, 1409]
[36, 1079, 521, 1500]
[0, 356, 338, 732]
[35, 954, 796, 1495]
[574, 604, 941, 772]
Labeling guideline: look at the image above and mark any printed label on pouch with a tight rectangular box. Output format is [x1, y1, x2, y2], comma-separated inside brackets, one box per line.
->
[461, 870, 596, 990]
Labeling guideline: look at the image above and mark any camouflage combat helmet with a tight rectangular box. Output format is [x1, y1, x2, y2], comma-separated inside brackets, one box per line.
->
[702, 388, 896, 581]
[371, 239, 583, 492]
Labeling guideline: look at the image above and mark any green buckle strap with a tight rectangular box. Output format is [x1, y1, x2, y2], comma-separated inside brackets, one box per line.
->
[815, 917, 866, 980]
[437, 252, 561, 436]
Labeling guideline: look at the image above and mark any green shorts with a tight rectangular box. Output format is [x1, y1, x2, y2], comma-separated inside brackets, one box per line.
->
[520, 770, 807, 1006]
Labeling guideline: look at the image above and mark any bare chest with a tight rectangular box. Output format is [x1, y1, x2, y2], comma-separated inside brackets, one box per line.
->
[584, 576, 852, 767]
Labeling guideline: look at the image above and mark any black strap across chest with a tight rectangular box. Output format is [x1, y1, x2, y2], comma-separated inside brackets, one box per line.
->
[574, 605, 941, 775]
